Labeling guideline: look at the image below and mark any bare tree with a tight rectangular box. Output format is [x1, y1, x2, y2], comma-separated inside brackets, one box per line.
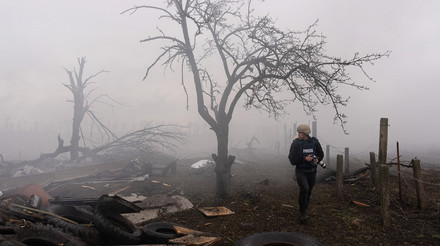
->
[0, 58, 187, 169]
[63, 57, 115, 161]
[124, 0, 390, 197]
[60, 57, 187, 162]
[23, 57, 186, 164]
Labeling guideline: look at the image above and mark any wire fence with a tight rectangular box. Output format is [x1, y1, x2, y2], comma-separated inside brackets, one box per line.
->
[320, 137, 440, 221]
[348, 156, 439, 221]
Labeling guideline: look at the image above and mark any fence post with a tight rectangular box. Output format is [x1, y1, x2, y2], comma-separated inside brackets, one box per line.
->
[378, 118, 388, 165]
[379, 164, 390, 227]
[369, 152, 378, 189]
[378, 118, 388, 197]
[396, 142, 402, 201]
[344, 147, 349, 174]
[411, 159, 426, 210]
[336, 154, 343, 196]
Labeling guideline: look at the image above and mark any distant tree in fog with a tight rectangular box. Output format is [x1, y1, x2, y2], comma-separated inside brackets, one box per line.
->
[60, 57, 186, 162]
[63, 57, 114, 161]
[0, 58, 187, 165]
[124, 0, 389, 197]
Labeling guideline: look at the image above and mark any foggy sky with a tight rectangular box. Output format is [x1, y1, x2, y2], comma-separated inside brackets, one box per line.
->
[1, 1, 439, 161]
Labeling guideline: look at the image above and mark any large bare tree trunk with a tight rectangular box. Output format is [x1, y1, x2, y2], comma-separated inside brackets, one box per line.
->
[212, 123, 235, 198]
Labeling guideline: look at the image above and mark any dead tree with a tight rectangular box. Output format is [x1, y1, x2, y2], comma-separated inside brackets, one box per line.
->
[30, 57, 187, 163]
[2, 58, 187, 166]
[81, 123, 187, 161]
[124, 0, 390, 197]
[63, 57, 114, 161]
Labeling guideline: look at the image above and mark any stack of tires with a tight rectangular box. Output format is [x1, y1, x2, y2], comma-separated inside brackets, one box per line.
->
[42, 204, 185, 245]
[4, 204, 324, 245]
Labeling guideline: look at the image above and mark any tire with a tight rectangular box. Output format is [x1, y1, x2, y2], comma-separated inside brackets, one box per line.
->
[43, 205, 102, 245]
[234, 231, 324, 246]
[142, 222, 183, 244]
[0, 236, 26, 246]
[92, 208, 142, 245]
[14, 223, 87, 246]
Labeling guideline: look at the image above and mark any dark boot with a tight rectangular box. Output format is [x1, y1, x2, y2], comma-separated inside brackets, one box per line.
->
[299, 213, 310, 224]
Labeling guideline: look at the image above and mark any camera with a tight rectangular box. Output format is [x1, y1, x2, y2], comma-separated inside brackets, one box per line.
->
[311, 155, 326, 169]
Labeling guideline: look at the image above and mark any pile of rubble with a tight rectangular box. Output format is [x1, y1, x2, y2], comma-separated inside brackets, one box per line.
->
[0, 187, 221, 245]
[0, 159, 222, 245]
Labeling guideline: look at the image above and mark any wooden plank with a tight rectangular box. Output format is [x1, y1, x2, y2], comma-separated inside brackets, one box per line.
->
[198, 206, 234, 217]
[169, 234, 222, 245]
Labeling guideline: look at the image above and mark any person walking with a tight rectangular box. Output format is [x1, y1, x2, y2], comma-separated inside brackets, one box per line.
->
[288, 124, 324, 223]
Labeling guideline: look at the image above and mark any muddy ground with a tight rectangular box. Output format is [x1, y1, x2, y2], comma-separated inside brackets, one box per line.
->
[47, 153, 440, 246]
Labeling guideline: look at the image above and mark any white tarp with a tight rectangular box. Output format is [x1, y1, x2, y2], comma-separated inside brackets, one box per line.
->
[190, 160, 214, 169]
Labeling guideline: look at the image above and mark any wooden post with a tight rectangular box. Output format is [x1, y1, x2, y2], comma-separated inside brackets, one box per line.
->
[378, 118, 388, 196]
[379, 164, 390, 226]
[344, 147, 349, 174]
[396, 142, 402, 201]
[411, 159, 426, 210]
[369, 152, 378, 189]
[336, 154, 343, 196]
[378, 118, 388, 165]
[326, 145, 330, 167]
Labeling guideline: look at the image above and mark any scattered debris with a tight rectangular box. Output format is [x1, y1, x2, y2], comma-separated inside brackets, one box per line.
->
[151, 180, 171, 187]
[282, 204, 294, 208]
[122, 195, 194, 225]
[120, 193, 147, 203]
[81, 185, 96, 190]
[109, 185, 131, 196]
[49, 195, 142, 214]
[191, 159, 214, 169]
[198, 206, 235, 217]
[170, 234, 222, 245]
[0, 159, 223, 245]
[12, 165, 44, 177]
[352, 200, 371, 207]
[4, 183, 52, 208]
[169, 225, 222, 245]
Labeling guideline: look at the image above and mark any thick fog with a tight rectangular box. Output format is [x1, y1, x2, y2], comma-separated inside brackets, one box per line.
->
[1, 1, 439, 164]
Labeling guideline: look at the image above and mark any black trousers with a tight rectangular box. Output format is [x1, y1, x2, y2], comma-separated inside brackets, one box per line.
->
[295, 168, 317, 215]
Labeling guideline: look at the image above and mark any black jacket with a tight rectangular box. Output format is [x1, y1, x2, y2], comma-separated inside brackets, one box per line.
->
[288, 137, 324, 170]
